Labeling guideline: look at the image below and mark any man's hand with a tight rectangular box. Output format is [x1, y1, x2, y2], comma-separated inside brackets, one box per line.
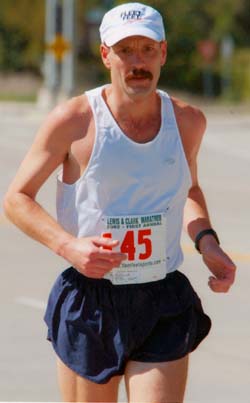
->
[200, 239, 236, 293]
[59, 235, 127, 279]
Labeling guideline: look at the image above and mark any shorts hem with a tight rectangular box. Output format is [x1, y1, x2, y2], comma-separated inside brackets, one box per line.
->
[130, 350, 190, 363]
[49, 339, 125, 384]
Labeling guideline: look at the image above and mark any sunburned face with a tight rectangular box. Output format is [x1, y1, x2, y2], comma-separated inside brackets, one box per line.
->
[101, 36, 167, 99]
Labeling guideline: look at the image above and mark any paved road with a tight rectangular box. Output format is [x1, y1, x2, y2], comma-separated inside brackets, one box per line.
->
[0, 102, 249, 402]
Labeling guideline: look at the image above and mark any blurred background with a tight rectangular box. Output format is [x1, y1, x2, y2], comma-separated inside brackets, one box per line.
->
[0, 0, 250, 104]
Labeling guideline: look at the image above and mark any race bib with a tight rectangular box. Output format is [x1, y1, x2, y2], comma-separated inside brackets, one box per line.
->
[101, 212, 167, 284]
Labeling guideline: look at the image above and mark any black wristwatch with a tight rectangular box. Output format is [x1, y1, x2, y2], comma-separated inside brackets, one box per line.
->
[195, 228, 220, 254]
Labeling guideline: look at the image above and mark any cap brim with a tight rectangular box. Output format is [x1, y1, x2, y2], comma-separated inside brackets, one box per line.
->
[104, 27, 163, 46]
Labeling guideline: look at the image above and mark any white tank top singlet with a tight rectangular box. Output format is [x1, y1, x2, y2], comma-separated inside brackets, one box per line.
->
[56, 85, 192, 284]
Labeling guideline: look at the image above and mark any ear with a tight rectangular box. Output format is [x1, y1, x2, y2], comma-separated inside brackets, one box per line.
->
[160, 41, 167, 66]
[100, 44, 111, 69]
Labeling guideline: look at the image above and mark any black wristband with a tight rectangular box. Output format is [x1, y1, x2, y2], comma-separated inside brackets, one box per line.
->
[195, 229, 220, 253]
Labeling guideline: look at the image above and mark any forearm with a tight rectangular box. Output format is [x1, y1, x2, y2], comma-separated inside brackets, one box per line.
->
[183, 185, 213, 241]
[3, 192, 74, 255]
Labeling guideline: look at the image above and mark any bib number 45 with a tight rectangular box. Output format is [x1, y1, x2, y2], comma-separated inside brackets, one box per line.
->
[103, 229, 152, 261]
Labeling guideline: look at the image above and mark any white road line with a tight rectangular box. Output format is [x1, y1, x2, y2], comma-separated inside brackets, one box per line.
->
[15, 296, 46, 310]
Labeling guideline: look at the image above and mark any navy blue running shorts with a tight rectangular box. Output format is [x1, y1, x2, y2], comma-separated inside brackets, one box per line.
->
[44, 267, 211, 384]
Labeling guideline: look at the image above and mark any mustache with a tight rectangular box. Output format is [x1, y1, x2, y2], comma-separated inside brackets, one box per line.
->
[126, 69, 153, 80]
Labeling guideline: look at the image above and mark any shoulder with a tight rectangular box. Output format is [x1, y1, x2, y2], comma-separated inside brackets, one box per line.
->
[171, 96, 206, 138]
[43, 94, 92, 142]
[170, 96, 207, 161]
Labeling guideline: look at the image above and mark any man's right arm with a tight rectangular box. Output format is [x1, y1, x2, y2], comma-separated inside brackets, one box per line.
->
[3, 99, 126, 277]
[4, 102, 74, 251]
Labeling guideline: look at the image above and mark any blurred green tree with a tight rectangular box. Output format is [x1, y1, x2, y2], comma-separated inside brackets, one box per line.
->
[0, 0, 44, 71]
[0, 0, 249, 97]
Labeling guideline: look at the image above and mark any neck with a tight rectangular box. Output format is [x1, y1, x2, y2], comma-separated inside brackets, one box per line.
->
[104, 85, 160, 121]
[103, 85, 162, 143]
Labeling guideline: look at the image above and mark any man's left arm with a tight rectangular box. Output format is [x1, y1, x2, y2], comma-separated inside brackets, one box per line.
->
[182, 107, 236, 293]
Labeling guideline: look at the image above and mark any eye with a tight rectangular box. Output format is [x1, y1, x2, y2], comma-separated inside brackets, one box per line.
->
[143, 45, 156, 54]
[120, 46, 133, 55]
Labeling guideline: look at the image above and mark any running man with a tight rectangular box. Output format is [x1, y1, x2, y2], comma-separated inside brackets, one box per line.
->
[4, 2, 236, 402]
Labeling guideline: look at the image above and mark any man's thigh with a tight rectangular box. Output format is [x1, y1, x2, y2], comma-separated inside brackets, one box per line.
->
[57, 357, 122, 402]
[124, 355, 189, 403]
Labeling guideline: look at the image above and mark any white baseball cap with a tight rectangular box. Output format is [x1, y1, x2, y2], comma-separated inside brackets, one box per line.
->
[99, 2, 166, 46]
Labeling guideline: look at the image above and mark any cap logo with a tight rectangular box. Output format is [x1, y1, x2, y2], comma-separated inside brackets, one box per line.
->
[100, 5, 165, 46]
[120, 8, 146, 21]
